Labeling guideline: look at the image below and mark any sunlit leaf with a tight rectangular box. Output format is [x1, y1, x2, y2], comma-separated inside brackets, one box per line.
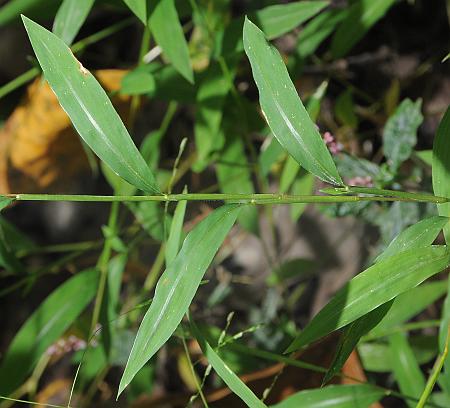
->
[53, 0, 95, 45]
[286, 246, 450, 352]
[119, 204, 241, 395]
[149, 0, 193, 84]
[243, 17, 342, 186]
[22, 16, 160, 194]
[271, 384, 385, 408]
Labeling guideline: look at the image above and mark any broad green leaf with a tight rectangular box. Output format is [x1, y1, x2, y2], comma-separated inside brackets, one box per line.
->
[331, 0, 396, 58]
[165, 187, 187, 266]
[119, 204, 241, 395]
[433, 106, 450, 242]
[369, 281, 448, 338]
[389, 332, 425, 407]
[271, 384, 385, 408]
[149, 0, 193, 84]
[53, 0, 95, 45]
[383, 98, 423, 171]
[376, 216, 449, 263]
[123, 0, 147, 24]
[0, 268, 99, 395]
[22, 17, 160, 194]
[243, 18, 342, 186]
[216, 1, 329, 57]
[217, 132, 259, 234]
[286, 246, 450, 352]
[323, 301, 392, 384]
[359, 336, 438, 372]
[190, 318, 267, 408]
[296, 9, 348, 60]
[416, 149, 433, 166]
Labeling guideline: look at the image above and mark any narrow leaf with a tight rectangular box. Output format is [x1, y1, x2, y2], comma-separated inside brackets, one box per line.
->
[190, 318, 267, 408]
[286, 246, 450, 352]
[0, 196, 14, 212]
[271, 384, 385, 408]
[389, 332, 425, 407]
[165, 187, 187, 266]
[123, 0, 147, 24]
[53, 0, 95, 45]
[0, 269, 99, 395]
[243, 17, 342, 186]
[119, 205, 241, 395]
[331, 0, 396, 58]
[323, 301, 392, 384]
[376, 215, 449, 263]
[149, 0, 193, 84]
[22, 16, 160, 194]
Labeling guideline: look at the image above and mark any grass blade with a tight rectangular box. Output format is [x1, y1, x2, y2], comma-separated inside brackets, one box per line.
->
[0, 269, 99, 395]
[271, 384, 385, 408]
[119, 204, 241, 395]
[53, 0, 95, 45]
[22, 16, 160, 194]
[286, 246, 450, 352]
[190, 318, 267, 408]
[165, 187, 187, 266]
[149, 0, 193, 84]
[123, 0, 147, 24]
[243, 17, 342, 186]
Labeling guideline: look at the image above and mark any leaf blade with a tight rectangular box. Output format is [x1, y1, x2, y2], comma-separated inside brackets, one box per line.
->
[243, 17, 342, 186]
[22, 16, 160, 194]
[119, 204, 241, 395]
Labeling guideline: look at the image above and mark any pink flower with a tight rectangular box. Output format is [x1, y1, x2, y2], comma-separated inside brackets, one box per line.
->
[347, 176, 373, 187]
[322, 131, 343, 155]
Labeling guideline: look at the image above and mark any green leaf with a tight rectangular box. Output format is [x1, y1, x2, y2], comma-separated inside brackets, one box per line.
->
[123, 0, 147, 24]
[335, 90, 358, 128]
[243, 18, 342, 186]
[290, 170, 314, 222]
[323, 301, 392, 384]
[285, 246, 450, 352]
[369, 281, 448, 339]
[216, 1, 329, 57]
[416, 149, 433, 166]
[22, 16, 160, 194]
[271, 384, 385, 408]
[53, 0, 95, 45]
[0, 0, 60, 26]
[383, 98, 423, 171]
[190, 318, 267, 408]
[0, 196, 14, 212]
[359, 336, 438, 372]
[121, 66, 156, 95]
[165, 187, 187, 266]
[119, 204, 241, 395]
[0, 268, 99, 395]
[331, 0, 396, 58]
[376, 215, 448, 263]
[0, 223, 24, 274]
[433, 106, 450, 242]
[389, 332, 425, 407]
[149, 0, 193, 84]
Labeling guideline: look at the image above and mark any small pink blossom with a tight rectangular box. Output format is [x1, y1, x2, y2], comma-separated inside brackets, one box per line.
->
[322, 131, 343, 155]
[45, 334, 88, 357]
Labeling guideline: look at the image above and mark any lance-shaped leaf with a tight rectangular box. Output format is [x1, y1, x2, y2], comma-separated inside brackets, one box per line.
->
[149, 0, 193, 84]
[190, 318, 267, 408]
[123, 0, 147, 24]
[22, 16, 160, 194]
[271, 384, 385, 408]
[286, 246, 450, 352]
[165, 186, 187, 266]
[243, 18, 342, 185]
[0, 268, 99, 395]
[119, 204, 241, 395]
[53, 0, 95, 45]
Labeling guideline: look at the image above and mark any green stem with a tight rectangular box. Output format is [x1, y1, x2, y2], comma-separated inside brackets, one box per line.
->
[9, 192, 449, 204]
[0, 18, 134, 100]
[89, 201, 120, 336]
